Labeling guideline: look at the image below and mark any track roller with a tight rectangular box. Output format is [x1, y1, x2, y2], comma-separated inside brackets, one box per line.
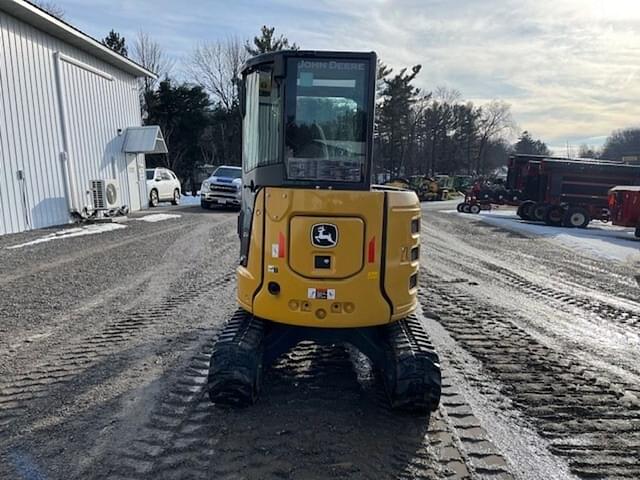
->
[208, 309, 265, 406]
[381, 315, 442, 412]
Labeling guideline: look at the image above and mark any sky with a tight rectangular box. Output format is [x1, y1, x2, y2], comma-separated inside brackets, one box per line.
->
[56, 0, 640, 153]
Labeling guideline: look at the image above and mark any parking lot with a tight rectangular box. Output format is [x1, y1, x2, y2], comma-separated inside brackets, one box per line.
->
[1, 203, 639, 480]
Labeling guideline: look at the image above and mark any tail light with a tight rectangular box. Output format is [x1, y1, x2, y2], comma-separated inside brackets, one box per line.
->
[368, 237, 376, 263]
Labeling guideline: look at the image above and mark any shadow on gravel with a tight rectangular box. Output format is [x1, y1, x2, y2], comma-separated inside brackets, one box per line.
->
[151, 343, 434, 480]
[0, 336, 437, 480]
[481, 224, 530, 239]
[171, 206, 239, 216]
[0, 330, 205, 480]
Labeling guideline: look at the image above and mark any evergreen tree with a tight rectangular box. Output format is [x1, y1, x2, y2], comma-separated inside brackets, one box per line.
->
[102, 30, 128, 57]
[377, 65, 422, 177]
[144, 80, 210, 186]
[376, 59, 393, 97]
[245, 25, 298, 56]
[514, 131, 550, 156]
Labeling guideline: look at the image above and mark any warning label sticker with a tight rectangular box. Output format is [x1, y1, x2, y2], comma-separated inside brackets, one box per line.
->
[307, 288, 336, 300]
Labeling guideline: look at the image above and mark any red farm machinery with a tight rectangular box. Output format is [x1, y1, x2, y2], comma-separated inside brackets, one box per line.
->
[458, 154, 640, 229]
[609, 186, 640, 238]
[457, 154, 545, 213]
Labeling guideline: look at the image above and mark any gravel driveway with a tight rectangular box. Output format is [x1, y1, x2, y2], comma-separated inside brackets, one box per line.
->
[0, 203, 638, 479]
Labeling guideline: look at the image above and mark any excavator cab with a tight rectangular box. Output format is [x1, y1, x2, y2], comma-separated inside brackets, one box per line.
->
[208, 50, 441, 412]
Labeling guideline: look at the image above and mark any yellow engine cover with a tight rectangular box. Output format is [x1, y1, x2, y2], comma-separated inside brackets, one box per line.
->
[237, 187, 420, 328]
[289, 216, 364, 279]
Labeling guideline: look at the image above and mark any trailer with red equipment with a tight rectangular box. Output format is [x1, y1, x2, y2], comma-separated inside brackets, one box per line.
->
[456, 154, 542, 214]
[507, 154, 546, 201]
[516, 159, 640, 228]
[609, 186, 640, 238]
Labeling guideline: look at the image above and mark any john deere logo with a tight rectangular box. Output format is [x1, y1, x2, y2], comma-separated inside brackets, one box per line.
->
[311, 224, 338, 248]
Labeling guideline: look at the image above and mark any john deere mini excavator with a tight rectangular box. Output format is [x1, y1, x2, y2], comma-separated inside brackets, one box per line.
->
[208, 50, 441, 412]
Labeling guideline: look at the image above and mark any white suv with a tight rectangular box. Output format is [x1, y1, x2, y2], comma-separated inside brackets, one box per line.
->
[146, 167, 181, 207]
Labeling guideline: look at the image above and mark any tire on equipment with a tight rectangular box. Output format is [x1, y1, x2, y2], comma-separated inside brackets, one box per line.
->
[544, 205, 565, 227]
[517, 200, 536, 220]
[531, 202, 548, 222]
[563, 207, 590, 228]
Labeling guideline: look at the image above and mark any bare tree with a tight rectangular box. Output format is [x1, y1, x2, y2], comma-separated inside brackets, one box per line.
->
[434, 86, 462, 104]
[31, 1, 65, 19]
[578, 144, 600, 159]
[187, 37, 248, 110]
[132, 31, 174, 93]
[475, 100, 515, 173]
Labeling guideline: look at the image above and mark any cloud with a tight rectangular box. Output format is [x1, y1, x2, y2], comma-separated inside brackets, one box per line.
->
[60, 0, 640, 148]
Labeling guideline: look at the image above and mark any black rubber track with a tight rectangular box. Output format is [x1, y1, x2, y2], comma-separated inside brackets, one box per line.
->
[208, 310, 265, 406]
[383, 315, 442, 412]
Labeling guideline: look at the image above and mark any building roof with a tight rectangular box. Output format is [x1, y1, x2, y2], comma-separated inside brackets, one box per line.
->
[0, 0, 156, 79]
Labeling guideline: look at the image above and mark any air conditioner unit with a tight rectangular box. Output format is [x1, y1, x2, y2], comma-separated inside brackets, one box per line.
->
[90, 179, 119, 210]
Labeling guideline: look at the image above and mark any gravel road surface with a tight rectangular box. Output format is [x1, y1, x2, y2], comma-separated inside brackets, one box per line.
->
[0, 202, 638, 479]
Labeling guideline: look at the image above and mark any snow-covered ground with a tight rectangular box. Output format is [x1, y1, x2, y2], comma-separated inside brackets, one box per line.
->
[445, 206, 640, 263]
[181, 194, 201, 206]
[5, 213, 184, 249]
[6, 223, 127, 250]
[136, 213, 182, 223]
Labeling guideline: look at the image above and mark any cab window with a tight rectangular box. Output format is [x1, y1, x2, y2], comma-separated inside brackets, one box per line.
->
[284, 58, 369, 183]
[243, 66, 281, 172]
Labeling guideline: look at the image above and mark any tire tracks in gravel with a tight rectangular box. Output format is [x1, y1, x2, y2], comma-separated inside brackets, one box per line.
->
[0, 221, 198, 286]
[81, 313, 517, 480]
[428, 239, 640, 336]
[0, 216, 238, 436]
[0, 218, 211, 351]
[424, 210, 639, 305]
[419, 278, 640, 480]
[422, 218, 640, 342]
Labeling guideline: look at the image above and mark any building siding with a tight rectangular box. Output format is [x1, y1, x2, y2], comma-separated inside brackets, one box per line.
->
[0, 9, 143, 235]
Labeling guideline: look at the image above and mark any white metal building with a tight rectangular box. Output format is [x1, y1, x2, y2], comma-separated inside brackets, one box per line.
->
[0, 0, 166, 235]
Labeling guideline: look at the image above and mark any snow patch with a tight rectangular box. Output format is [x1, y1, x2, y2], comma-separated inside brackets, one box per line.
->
[136, 214, 182, 223]
[7, 223, 127, 250]
[447, 207, 640, 263]
[180, 194, 201, 206]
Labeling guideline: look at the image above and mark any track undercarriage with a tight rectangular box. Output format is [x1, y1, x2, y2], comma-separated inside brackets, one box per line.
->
[208, 310, 442, 412]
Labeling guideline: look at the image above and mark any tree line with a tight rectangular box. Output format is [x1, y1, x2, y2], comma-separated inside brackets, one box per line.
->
[100, 27, 640, 191]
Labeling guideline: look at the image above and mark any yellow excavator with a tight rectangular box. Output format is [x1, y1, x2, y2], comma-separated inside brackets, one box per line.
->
[208, 50, 441, 412]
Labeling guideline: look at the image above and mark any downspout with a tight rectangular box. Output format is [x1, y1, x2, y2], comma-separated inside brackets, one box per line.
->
[53, 51, 80, 215]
